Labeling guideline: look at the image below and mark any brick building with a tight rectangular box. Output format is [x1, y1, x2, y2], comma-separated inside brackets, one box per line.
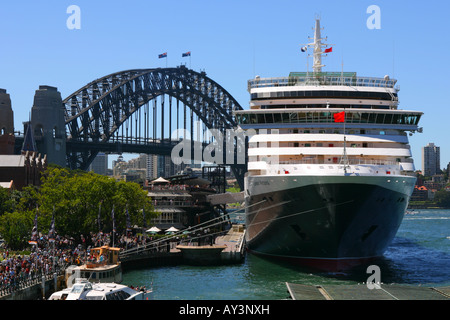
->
[0, 152, 47, 190]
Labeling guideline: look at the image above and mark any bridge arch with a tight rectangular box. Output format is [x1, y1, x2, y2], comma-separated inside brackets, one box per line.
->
[63, 66, 247, 188]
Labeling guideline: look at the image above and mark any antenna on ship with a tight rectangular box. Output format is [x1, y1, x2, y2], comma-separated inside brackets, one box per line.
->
[300, 16, 334, 74]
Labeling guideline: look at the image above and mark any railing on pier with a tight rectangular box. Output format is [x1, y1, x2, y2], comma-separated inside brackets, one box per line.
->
[0, 265, 66, 298]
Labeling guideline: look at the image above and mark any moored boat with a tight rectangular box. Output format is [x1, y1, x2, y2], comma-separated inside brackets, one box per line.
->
[65, 245, 122, 287]
[49, 278, 152, 300]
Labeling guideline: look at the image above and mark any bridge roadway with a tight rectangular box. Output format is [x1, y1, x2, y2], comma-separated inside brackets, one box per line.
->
[15, 136, 245, 168]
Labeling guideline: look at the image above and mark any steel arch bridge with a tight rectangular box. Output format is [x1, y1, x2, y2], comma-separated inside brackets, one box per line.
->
[63, 66, 247, 188]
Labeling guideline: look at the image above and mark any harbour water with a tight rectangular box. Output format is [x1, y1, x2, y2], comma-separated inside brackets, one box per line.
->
[122, 209, 450, 300]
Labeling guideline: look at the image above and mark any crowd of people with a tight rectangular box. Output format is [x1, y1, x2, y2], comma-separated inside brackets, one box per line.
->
[0, 235, 76, 292]
[0, 226, 220, 295]
[0, 230, 170, 293]
[0, 232, 110, 292]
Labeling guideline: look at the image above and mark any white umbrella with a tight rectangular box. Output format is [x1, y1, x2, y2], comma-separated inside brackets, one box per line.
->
[146, 226, 161, 233]
[166, 226, 179, 232]
[151, 177, 170, 184]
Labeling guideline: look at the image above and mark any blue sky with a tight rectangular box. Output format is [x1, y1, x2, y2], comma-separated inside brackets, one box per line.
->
[1, 0, 449, 171]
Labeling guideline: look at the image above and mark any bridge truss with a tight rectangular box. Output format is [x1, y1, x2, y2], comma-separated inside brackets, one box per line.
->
[63, 66, 247, 188]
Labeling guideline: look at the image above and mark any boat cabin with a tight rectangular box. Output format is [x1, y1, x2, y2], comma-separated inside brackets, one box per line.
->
[87, 245, 120, 267]
[65, 246, 123, 286]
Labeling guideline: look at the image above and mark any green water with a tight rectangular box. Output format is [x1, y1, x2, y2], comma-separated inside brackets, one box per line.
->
[122, 209, 450, 300]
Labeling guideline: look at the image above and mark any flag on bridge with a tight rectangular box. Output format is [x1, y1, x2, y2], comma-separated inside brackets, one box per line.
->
[158, 52, 167, 58]
[182, 51, 191, 57]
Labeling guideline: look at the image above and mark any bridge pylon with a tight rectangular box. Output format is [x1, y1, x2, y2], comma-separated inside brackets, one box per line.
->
[31, 85, 67, 167]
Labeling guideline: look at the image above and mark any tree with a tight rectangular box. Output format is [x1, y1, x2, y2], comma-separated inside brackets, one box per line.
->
[0, 210, 34, 250]
[36, 166, 157, 242]
[0, 166, 158, 249]
[434, 189, 450, 208]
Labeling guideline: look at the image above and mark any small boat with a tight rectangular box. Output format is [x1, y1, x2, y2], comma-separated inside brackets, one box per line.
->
[65, 246, 122, 287]
[49, 278, 152, 300]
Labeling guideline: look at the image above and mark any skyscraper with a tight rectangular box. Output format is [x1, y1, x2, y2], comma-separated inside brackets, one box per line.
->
[422, 143, 440, 176]
[89, 153, 108, 175]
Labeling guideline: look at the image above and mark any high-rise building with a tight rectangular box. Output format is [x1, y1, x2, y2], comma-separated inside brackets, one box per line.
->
[146, 154, 158, 179]
[422, 143, 440, 176]
[89, 153, 108, 175]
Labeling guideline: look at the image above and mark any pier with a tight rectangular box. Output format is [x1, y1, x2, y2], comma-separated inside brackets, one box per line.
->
[286, 283, 450, 300]
[119, 223, 246, 270]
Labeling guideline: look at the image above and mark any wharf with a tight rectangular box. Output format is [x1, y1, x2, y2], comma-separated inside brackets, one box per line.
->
[286, 282, 450, 300]
[215, 224, 246, 263]
[120, 224, 246, 269]
[176, 224, 246, 265]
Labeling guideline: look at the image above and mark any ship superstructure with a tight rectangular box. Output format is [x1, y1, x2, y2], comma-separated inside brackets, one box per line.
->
[234, 18, 423, 271]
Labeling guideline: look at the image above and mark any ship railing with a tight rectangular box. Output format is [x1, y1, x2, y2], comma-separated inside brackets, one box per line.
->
[85, 260, 108, 268]
[277, 159, 399, 166]
[248, 75, 397, 90]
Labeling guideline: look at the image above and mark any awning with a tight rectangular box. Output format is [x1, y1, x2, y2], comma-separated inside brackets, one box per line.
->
[151, 177, 170, 184]
[146, 226, 161, 233]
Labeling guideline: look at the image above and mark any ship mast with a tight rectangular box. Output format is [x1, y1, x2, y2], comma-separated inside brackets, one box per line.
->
[312, 18, 325, 73]
[301, 17, 332, 74]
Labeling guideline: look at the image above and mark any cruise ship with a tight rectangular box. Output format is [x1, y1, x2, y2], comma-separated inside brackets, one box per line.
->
[234, 18, 423, 271]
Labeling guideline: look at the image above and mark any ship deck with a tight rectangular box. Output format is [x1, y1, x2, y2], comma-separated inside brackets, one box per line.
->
[285, 282, 450, 300]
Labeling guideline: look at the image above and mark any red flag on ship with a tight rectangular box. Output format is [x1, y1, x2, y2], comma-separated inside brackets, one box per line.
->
[324, 47, 333, 53]
[333, 111, 345, 123]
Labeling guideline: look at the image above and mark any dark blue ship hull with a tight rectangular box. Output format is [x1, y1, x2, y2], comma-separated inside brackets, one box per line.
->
[245, 176, 415, 271]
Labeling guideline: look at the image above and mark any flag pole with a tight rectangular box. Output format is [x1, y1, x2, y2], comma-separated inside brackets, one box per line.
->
[341, 108, 349, 173]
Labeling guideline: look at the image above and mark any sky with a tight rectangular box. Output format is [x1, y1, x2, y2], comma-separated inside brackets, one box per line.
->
[0, 0, 449, 171]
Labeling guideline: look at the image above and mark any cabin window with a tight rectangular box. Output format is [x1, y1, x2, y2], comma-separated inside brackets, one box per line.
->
[117, 291, 131, 300]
